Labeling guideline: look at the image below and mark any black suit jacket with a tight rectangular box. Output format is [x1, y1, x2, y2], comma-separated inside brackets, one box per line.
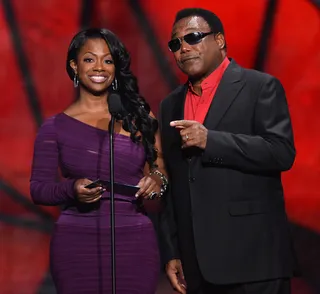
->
[158, 60, 297, 285]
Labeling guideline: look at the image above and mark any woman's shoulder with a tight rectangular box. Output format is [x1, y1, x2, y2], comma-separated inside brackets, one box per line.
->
[37, 113, 66, 136]
[41, 112, 65, 126]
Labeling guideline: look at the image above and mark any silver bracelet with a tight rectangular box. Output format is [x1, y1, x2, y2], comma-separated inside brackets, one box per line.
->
[149, 170, 168, 198]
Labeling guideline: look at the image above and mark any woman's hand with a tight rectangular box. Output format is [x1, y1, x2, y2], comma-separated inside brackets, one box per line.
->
[74, 178, 105, 203]
[135, 174, 161, 199]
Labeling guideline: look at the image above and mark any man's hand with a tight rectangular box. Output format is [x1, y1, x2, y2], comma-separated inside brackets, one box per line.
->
[170, 120, 208, 149]
[166, 259, 187, 294]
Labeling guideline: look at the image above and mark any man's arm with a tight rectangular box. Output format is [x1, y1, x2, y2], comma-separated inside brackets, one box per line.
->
[157, 101, 180, 263]
[159, 185, 180, 263]
[158, 101, 186, 294]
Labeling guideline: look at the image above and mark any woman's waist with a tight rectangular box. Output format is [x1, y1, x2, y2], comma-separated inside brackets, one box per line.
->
[63, 196, 141, 215]
[58, 200, 151, 227]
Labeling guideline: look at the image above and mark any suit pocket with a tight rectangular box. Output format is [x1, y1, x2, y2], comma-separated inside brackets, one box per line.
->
[228, 201, 268, 216]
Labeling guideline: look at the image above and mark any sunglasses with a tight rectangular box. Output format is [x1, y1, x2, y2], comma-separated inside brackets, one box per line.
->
[168, 31, 214, 52]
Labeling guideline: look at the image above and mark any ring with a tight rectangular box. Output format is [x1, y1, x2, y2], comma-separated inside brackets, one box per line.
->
[185, 134, 189, 141]
[148, 191, 158, 200]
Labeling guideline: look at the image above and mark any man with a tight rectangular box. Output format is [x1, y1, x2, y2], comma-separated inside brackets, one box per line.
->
[158, 7, 297, 294]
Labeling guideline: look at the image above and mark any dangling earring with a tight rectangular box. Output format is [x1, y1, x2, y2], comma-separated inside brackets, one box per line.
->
[112, 78, 118, 91]
[73, 74, 79, 88]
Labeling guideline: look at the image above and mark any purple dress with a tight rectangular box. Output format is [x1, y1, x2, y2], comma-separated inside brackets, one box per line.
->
[30, 113, 160, 294]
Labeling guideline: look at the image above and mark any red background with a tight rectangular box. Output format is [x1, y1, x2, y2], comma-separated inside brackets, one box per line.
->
[0, 0, 319, 293]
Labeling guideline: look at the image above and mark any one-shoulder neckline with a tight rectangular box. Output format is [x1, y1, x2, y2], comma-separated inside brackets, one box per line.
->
[59, 112, 132, 140]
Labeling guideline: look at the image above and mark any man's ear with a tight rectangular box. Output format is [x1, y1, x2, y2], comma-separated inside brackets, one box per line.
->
[215, 33, 226, 50]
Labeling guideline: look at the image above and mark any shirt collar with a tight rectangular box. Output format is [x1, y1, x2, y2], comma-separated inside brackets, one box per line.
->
[188, 57, 230, 94]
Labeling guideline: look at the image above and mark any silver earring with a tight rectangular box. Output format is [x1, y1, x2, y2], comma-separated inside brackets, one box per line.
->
[112, 78, 118, 91]
[73, 74, 79, 88]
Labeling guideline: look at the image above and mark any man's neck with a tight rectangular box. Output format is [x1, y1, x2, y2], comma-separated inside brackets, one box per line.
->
[189, 56, 227, 95]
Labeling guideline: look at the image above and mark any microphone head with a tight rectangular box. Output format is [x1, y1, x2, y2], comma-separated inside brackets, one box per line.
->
[108, 93, 124, 118]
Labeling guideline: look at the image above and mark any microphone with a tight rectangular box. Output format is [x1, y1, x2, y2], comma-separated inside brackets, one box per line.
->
[107, 92, 123, 294]
[108, 92, 124, 120]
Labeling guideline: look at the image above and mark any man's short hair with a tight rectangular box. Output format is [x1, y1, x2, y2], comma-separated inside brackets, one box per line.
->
[174, 8, 225, 35]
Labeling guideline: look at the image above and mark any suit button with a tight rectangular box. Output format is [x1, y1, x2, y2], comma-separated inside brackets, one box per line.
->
[189, 177, 195, 183]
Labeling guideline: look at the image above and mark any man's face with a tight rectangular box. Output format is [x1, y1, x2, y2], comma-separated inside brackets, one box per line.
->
[170, 16, 225, 80]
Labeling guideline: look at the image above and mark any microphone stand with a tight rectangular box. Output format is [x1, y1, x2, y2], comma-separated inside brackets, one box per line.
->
[108, 115, 116, 294]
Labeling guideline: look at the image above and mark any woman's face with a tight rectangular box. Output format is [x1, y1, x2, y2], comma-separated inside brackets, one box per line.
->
[70, 38, 115, 95]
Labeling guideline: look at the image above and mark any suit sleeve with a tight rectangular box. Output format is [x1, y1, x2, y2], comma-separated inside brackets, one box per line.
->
[30, 117, 77, 206]
[202, 76, 296, 172]
[159, 185, 181, 264]
[157, 101, 180, 264]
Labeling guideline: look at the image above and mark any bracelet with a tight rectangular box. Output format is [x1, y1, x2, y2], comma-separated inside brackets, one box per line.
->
[149, 169, 168, 198]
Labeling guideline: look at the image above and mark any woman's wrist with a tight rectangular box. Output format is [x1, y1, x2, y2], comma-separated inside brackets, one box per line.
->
[149, 169, 168, 198]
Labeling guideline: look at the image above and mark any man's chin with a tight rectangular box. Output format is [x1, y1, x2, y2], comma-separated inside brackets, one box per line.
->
[184, 69, 204, 81]
[180, 66, 203, 79]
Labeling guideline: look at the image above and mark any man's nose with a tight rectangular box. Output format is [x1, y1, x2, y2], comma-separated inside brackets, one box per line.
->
[180, 39, 191, 53]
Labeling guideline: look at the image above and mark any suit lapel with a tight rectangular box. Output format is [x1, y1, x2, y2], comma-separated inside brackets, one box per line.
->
[203, 60, 245, 129]
[171, 84, 188, 121]
[165, 84, 187, 150]
[169, 84, 204, 161]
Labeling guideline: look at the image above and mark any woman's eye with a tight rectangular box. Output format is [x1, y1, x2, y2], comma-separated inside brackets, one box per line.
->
[105, 60, 114, 64]
[84, 58, 93, 62]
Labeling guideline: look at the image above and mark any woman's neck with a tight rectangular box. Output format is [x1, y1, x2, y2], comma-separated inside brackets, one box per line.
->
[77, 90, 109, 113]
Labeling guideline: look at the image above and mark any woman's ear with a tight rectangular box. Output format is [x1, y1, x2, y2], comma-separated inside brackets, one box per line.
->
[70, 59, 77, 75]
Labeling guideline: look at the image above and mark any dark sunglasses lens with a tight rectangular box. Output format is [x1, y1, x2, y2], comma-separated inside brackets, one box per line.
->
[168, 39, 181, 52]
[184, 32, 202, 45]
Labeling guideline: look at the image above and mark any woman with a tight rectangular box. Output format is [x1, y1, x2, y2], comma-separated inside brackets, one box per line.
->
[30, 28, 167, 294]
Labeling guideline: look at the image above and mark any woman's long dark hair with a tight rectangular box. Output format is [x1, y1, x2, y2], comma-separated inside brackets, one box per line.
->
[66, 28, 158, 169]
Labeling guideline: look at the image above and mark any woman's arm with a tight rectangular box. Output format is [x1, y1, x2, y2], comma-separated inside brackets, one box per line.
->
[30, 117, 76, 206]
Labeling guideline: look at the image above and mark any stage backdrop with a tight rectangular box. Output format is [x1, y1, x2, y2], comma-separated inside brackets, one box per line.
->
[0, 0, 319, 293]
